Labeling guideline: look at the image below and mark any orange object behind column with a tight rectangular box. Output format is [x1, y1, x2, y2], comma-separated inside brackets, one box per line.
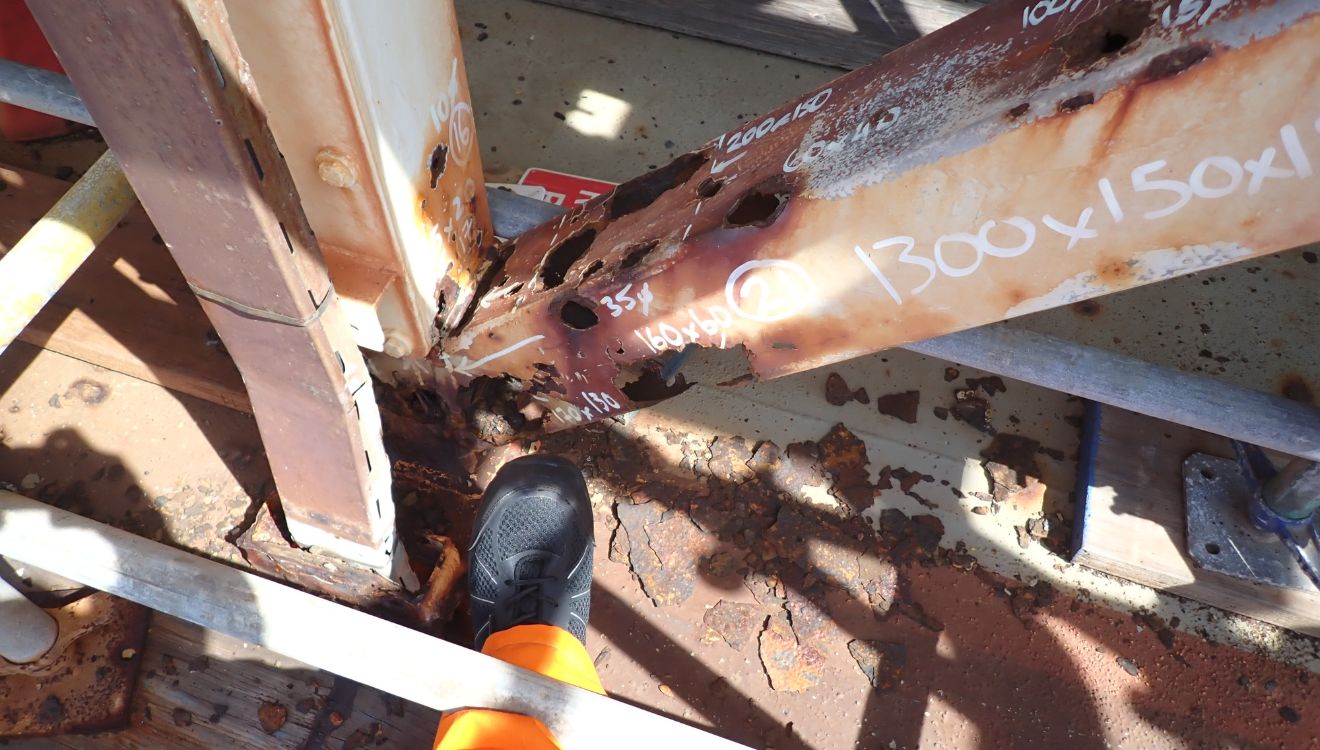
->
[434, 625, 605, 750]
[0, 0, 75, 141]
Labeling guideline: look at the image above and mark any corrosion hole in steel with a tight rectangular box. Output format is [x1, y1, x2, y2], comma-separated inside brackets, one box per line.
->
[1058, 93, 1094, 113]
[621, 240, 658, 270]
[620, 364, 691, 403]
[540, 228, 597, 288]
[1059, 3, 1150, 71]
[726, 188, 786, 228]
[1146, 45, 1212, 82]
[504, 282, 523, 297]
[608, 151, 707, 219]
[1007, 103, 1029, 119]
[1100, 31, 1130, 54]
[582, 260, 604, 280]
[696, 177, 723, 198]
[453, 246, 514, 333]
[560, 299, 599, 330]
[429, 144, 449, 189]
[532, 362, 564, 393]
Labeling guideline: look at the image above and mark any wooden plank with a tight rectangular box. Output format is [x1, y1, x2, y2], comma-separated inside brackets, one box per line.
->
[1073, 405, 1320, 637]
[0, 165, 250, 412]
[0, 491, 753, 749]
[531, 0, 984, 69]
[25, 614, 441, 749]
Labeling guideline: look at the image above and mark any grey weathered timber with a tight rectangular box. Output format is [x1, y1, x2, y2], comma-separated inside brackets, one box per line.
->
[0, 491, 751, 750]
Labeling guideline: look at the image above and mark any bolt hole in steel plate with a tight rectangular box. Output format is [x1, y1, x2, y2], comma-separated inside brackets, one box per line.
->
[1183, 454, 1319, 594]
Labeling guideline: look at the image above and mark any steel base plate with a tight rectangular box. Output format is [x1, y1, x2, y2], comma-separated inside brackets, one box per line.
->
[0, 591, 149, 737]
[1184, 454, 1319, 594]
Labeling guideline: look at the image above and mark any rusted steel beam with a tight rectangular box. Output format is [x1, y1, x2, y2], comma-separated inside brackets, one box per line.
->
[439, 0, 1320, 431]
[225, 0, 493, 359]
[32, 0, 400, 573]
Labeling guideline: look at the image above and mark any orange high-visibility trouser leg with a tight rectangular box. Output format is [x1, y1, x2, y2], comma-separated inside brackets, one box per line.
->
[433, 625, 606, 750]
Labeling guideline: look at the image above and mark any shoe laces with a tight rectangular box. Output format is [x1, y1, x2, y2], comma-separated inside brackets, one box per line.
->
[504, 556, 559, 625]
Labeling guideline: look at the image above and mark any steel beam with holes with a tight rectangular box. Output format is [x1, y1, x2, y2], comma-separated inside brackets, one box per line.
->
[225, 0, 494, 359]
[31, 0, 400, 574]
[439, 0, 1320, 431]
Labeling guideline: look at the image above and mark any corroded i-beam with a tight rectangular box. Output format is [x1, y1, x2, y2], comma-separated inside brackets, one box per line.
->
[440, 0, 1320, 429]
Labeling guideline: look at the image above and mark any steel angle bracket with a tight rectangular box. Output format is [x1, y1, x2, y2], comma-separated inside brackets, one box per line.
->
[1183, 452, 1320, 593]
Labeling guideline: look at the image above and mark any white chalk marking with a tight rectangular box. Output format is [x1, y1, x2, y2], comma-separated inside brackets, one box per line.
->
[453, 335, 547, 374]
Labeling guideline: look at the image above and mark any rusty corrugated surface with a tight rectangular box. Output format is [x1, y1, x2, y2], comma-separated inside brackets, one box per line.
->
[439, 0, 1320, 430]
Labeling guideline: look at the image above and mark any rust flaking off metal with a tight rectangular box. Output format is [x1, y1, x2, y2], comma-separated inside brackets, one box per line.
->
[0, 592, 149, 737]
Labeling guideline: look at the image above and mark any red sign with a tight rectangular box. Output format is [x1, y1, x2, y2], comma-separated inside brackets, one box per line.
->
[519, 168, 616, 208]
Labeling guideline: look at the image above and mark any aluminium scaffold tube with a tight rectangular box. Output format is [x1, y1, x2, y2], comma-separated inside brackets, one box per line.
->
[0, 149, 136, 356]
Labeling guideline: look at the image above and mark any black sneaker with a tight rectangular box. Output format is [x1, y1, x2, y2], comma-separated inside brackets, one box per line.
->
[468, 455, 594, 650]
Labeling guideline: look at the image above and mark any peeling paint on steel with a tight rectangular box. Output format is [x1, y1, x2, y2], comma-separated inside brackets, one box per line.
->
[1004, 242, 1256, 317]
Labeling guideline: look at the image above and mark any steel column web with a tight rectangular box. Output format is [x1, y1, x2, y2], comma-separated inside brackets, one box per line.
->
[31, 0, 398, 572]
[440, 0, 1320, 432]
[225, 0, 494, 359]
